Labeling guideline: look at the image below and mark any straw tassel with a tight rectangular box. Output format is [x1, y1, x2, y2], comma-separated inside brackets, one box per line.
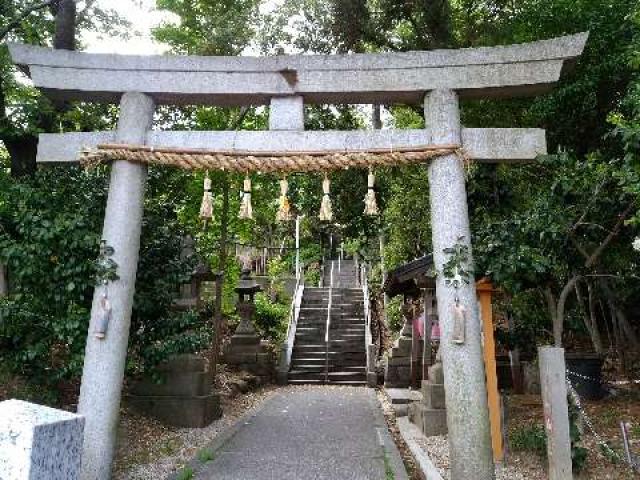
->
[199, 172, 213, 223]
[363, 169, 378, 216]
[319, 174, 333, 222]
[239, 174, 253, 220]
[276, 177, 293, 222]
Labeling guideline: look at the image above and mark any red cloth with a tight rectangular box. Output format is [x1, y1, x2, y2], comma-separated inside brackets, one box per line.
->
[431, 322, 441, 341]
[414, 312, 425, 338]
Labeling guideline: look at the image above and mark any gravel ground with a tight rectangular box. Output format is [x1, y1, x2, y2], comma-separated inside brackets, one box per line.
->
[410, 390, 640, 480]
[414, 435, 546, 480]
[113, 385, 280, 480]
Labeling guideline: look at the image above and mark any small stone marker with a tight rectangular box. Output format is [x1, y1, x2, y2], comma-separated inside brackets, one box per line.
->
[0, 399, 85, 480]
[539, 347, 573, 480]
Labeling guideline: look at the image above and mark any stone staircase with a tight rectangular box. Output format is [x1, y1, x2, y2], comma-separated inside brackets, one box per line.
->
[288, 260, 367, 385]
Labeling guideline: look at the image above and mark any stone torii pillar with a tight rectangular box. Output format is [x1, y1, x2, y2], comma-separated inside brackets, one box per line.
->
[426, 89, 494, 479]
[76, 92, 154, 480]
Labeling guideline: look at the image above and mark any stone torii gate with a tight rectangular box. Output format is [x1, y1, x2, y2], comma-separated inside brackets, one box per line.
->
[9, 33, 586, 480]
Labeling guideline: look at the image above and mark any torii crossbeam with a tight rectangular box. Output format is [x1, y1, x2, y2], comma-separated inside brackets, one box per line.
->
[9, 32, 587, 480]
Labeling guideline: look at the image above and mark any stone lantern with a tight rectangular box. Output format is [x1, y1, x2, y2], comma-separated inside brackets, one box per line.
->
[233, 268, 261, 337]
[223, 268, 274, 383]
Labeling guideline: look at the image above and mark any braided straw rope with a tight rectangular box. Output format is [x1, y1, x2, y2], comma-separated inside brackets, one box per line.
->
[81, 143, 464, 173]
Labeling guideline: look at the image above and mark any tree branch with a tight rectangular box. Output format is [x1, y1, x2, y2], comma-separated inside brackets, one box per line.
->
[555, 275, 582, 347]
[0, 0, 57, 41]
[585, 202, 635, 268]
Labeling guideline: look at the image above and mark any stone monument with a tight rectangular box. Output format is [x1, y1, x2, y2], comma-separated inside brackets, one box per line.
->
[0, 400, 85, 480]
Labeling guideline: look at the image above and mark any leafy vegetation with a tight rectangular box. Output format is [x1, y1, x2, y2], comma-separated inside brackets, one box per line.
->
[510, 423, 547, 456]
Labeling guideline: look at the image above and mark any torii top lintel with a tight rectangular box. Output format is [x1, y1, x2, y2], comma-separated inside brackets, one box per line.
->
[9, 33, 587, 106]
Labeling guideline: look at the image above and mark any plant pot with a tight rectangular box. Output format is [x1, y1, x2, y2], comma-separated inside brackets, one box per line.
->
[565, 353, 604, 400]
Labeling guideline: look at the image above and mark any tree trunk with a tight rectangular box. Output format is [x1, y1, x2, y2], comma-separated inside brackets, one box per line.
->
[53, 0, 76, 50]
[599, 279, 639, 350]
[554, 276, 581, 347]
[211, 173, 230, 377]
[605, 290, 627, 375]
[543, 287, 561, 346]
[5, 136, 38, 178]
[575, 281, 603, 354]
[3, 0, 77, 177]
[598, 299, 613, 351]
[0, 263, 8, 297]
[504, 305, 523, 393]
[586, 281, 604, 354]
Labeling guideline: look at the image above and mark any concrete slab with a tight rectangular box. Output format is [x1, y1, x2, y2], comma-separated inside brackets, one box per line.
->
[386, 388, 413, 405]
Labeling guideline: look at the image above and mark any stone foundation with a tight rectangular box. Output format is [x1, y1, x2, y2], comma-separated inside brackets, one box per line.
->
[224, 334, 275, 383]
[128, 354, 222, 428]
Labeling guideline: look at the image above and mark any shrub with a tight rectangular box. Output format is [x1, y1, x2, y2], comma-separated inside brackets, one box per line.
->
[0, 166, 196, 387]
[130, 309, 212, 377]
[253, 292, 289, 343]
[510, 423, 547, 456]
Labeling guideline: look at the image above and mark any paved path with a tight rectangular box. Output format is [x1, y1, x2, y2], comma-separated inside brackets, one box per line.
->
[194, 387, 408, 480]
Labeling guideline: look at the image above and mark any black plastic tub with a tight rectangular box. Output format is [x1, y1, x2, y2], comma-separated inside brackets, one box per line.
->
[565, 353, 605, 400]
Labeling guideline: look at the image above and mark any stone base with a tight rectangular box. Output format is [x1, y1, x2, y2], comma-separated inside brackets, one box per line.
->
[276, 370, 288, 385]
[422, 381, 446, 410]
[127, 393, 222, 428]
[225, 339, 275, 382]
[384, 364, 410, 388]
[409, 403, 448, 437]
[367, 371, 378, 387]
[132, 371, 212, 397]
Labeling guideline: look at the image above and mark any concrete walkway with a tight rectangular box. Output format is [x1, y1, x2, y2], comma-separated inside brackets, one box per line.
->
[193, 387, 408, 480]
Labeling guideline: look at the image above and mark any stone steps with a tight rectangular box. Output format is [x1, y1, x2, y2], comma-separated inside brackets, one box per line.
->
[288, 266, 367, 385]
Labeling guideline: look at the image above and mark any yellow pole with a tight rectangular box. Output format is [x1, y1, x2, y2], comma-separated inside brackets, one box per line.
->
[477, 278, 503, 463]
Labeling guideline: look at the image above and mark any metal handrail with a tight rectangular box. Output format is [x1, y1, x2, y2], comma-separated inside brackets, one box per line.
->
[324, 261, 334, 383]
[278, 264, 305, 380]
[361, 263, 375, 384]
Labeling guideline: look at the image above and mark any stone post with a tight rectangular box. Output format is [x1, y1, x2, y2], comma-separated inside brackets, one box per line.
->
[539, 346, 573, 480]
[0, 400, 85, 480]
[77, 92, 155, 480]
[425, 89, 494, 479]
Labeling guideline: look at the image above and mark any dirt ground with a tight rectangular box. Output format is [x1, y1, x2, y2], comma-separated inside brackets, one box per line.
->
[507, 384, 640, 479]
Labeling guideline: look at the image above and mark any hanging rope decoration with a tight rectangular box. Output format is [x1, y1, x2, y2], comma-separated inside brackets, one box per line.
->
[239, 174, 253, 220]
[276, 177, 293, 222]
[363, 168, 378, 216]
[319, 174, 333, 222]
[81, 143, 463, 173]
[199, 172, 213, 224]
[83, 143, 465, 223]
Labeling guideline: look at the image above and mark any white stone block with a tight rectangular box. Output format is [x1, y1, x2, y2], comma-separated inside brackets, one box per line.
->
[0, 400, 84, 480]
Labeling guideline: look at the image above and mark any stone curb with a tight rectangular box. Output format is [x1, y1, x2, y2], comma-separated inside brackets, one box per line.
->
[368, 389, 410, 480]
[165, 392, 284, 480]
[397, 416, 444, 480]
